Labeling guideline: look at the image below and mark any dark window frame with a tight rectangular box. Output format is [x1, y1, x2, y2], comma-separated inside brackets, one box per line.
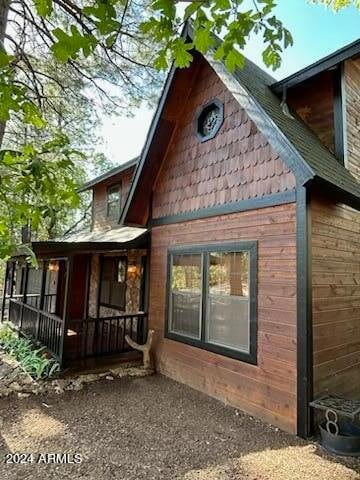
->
[99, 256, 128, 311]
[165, 241, 258, 364]
[106, 183, 122, 219]
[194, 98, 224, 143]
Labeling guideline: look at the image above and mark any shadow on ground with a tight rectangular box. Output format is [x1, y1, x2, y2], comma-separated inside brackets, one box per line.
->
[0, 374, 359, 479]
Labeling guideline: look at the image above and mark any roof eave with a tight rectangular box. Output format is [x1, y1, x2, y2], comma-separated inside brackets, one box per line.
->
[271, 38, 360, 94]
[78, 157, 138, 193]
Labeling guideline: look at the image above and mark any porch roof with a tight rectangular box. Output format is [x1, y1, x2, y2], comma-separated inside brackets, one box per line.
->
[16, 226, 149, 256]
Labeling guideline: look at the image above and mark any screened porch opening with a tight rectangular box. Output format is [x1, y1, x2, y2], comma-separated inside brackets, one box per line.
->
[1, 250, 149, 368]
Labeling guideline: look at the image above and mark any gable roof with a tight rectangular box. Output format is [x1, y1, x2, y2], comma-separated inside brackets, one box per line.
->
[121, 29, 360, 225]
[272, 37, 360, 94]
[78, 156, 138, 193]
[218, 51, 360, 201]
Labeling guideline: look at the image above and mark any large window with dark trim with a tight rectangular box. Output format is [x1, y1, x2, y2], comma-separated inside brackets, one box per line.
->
[107, 184, 121, 218]
[166, 242, 257, 363]
[100, 256, 127, 310]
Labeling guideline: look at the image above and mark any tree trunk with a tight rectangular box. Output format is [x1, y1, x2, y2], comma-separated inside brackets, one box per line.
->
[125, 329, 154, 371]
[0, 0, 11, 148]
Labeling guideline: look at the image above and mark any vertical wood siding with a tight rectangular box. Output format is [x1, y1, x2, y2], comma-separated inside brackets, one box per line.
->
[312, 194, 360, 398]
[286, 70, 335, 153]
[92, 167, 135, 232]
[149, 204, 298, 433]
[152, 58, 296, 219]
[344, 58, 360, 183]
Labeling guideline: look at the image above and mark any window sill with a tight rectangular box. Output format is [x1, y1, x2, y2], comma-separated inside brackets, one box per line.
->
[165, 331, 257, 365]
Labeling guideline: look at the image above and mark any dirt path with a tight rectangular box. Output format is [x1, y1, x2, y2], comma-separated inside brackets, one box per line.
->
[0, 374, 359, 480]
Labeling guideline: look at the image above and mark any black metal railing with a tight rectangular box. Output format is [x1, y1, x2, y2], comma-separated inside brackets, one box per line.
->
[66, 313, 147, 360]
[38, 311, 63, 359]
[7, 298, 147, 365]
[8, 298, 22, 328]
[25, 293, 57, 314]
[8, 298, 64, 362]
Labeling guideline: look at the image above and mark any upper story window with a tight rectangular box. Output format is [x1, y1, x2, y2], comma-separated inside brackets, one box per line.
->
[166, 241, 257, 364]
[195, 99, 224, 142]
[107, 184, 121, 219]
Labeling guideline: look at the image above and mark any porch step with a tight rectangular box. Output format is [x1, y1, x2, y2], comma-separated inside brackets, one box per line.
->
[62, 350, 142, 377]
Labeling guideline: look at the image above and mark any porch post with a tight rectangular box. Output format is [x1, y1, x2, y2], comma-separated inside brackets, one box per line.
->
[58, 255, 73, 367]
[1, 261, 9, 323]
[9, 261, 15, 299]
[9, 262, 15, 323]
[140, 251, 150, 343]
[35, 261, 47, 341]
[20, 262, 29, 330]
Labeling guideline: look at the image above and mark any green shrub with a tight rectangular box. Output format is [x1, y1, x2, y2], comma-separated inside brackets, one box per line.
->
[0, 324, 60, 380]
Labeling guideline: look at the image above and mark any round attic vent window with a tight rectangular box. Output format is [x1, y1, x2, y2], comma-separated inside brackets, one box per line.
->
[195, 99, 224, 142]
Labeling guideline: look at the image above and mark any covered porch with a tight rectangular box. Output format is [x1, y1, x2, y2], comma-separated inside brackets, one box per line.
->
[1, 227, 150, 368]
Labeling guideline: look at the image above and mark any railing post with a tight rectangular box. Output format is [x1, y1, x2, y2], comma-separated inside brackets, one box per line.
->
[137, 314, 144, 344]
[20, 262, 29, 331]
[58, 255, 73, 368]
[1, 262, 9, 323]
[35, 261, 47, 341]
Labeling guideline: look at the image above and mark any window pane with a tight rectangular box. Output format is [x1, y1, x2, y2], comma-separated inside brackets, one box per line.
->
[170, 254, 202, 339]
[100, 258, 113, 304]
[117, 259, 127, 283]
[206, 251, 250, 352]
[111, 283, 126, 310]
[100, 280, 111, 304]
[107, 186, 120, 218]
[100, 257, 127, 309]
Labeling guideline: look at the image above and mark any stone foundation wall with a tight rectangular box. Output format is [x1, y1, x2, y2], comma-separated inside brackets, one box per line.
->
[88, 250, 146, 318]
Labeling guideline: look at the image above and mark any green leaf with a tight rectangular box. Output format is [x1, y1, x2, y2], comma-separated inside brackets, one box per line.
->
[2, 152, 16, 166]
[51, 27, 97, 62]
[284, 29, 293, 48]
[152, 0, 176, 19]
[214, 0, 231, 11]
[154, 50, 168, 71]
[83, 3, 119, 35]
[106, 33, 117, 48]
[262, 45, 281, 70]
[0, 52, 12, 68]
[139, 18, 159, 34]
[184, 2, 201, 19]
[171, 39, 193, 68]
[22, 103, 46, 128]
[194, 28, 214, 53]
[34, 0, 53, 17]
[225, 48, 245, 72]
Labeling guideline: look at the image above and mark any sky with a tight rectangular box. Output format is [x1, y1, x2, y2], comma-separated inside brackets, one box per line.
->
[97, 0, 360, 166]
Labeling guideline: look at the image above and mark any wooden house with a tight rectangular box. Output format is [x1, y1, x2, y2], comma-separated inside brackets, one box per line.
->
[2, 29, 360, 438]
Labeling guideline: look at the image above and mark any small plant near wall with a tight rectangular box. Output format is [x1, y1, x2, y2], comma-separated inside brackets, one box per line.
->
[0, 325, 60, 380]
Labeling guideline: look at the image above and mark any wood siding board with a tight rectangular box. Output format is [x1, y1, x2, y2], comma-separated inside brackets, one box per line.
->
[287, 70, 335, 153]
[311, 193, 360, 399]
[149, 204, 298, 434]
[344, 58, 360, 182]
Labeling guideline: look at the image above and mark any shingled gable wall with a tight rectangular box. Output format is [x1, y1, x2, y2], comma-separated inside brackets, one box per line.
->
[148, 55, 298, 433]
[152, 57, 296, 219]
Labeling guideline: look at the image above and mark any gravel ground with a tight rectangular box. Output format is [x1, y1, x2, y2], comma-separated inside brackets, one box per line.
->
[0, 374, 359, 480]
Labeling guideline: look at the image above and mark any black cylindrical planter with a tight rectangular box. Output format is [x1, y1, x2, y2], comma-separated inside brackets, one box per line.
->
[320, 420, 360, 456]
